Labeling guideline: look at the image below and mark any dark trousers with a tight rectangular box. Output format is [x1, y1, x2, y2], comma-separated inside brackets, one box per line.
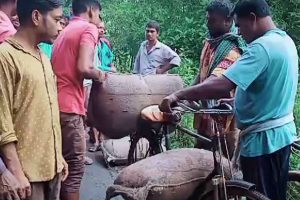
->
[241, 145, 291, 200]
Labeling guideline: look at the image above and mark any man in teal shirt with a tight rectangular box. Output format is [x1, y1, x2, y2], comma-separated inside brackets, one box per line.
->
[95, 21, 116, 72]
[159, 0, 298, 199]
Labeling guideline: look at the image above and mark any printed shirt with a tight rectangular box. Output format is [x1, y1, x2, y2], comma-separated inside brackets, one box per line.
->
[0, 38, 63, 182]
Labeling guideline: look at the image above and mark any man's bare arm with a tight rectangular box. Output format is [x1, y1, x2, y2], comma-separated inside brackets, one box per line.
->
[175, 75, 235, 101]
[77, 44, 105, 81]
[156, 63, 177, 74]
[1, 143, 31, 199]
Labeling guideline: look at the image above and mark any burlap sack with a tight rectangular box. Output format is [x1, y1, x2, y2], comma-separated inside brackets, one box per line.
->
[101, 136, 149, 165]
[106, 148, 230, 200]
[89, 74, 184, 139]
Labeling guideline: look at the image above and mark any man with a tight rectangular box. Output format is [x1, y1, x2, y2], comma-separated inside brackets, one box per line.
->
[0, 1, 20, 199]
[97, 21, 116, 72]
[133, 20, 181, 75]
[0, 0, 68, 200]
[52, 1, 104, 199]
[160, 0, 298, 199]
[193, 0, 246, 158]
[88, 20, 115, 153]
[0, 0, 17, 42]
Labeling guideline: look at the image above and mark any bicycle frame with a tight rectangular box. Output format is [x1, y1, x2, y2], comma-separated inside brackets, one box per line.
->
[170, 103, 249, 200]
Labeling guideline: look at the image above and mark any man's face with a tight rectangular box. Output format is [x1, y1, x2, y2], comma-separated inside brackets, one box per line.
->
[206, 11, 230, 38]
[39, 7, 63, 43]
[97, 22, 105, 39]
[11, 15, 20, 29]
[145, 27, 159, 42]
[235, 14, 257, 44]
[89, 7, 101, 26]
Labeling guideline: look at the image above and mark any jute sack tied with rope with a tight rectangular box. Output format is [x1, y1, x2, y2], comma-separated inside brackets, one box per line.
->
[101, 136, 149, 165]
[106, 148, 230, 200]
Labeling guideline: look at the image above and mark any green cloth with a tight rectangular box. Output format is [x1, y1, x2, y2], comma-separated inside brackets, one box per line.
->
[97, 41, 114, 71]
[39, 43, 53, 59]
[208, 33, 247, 75]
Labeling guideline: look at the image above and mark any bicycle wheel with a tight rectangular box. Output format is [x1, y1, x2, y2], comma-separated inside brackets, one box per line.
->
[200, 182, 270, 200]
[287, 171, 300, 200]
[127, 134, 163, 165]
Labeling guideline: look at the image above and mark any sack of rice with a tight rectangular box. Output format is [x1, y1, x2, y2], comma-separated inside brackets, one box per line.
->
[106, 148, 230, 200]
[101, 136, 149, 166]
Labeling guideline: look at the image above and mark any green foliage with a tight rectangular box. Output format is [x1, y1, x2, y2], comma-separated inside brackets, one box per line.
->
[101, 0, 209, 72]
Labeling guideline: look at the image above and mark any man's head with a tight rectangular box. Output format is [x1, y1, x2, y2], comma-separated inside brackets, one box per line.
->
[0, 0, 17, 17]
[145, 20, 160, 42]
[17, 0, 64, 43]
[97, 21, 105, 39]
[72, 0, 101, 25]
[206, 0, 234, 38]
[233, 0, 271, 43]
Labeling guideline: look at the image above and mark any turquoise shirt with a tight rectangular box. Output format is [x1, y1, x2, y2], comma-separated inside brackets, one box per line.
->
[224, 29, 299, 157]
[39, 43, 53, 59]
[97, 41, 114, 71]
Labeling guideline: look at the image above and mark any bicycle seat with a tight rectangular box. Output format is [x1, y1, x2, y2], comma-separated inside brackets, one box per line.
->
[140, 105, 181, 124]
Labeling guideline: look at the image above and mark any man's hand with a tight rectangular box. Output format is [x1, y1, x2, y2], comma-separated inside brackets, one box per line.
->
[94, 70, 107, 83]
[156, 68, 164, 74]
[14, 173, 30, 200]
[1, 143, 31, 200]
[61, 159, 68, 182]
[110, 66, 117, 73]
[0, 169, 20, 200]
[159, 94, 179, 113]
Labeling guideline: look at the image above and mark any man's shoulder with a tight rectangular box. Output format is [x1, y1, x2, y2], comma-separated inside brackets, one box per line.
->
[0, 42, 17, 58]
[140, 40, 147, 47]
[158, 41, 171, 49]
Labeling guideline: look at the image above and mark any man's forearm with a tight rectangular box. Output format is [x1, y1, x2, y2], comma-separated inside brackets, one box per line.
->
[1, 143, 25, 177]
[158, 63, 176, 74]
[191, 74, 200, 86]
[174, 76, 235, 101]
[81, 67, 102, 80]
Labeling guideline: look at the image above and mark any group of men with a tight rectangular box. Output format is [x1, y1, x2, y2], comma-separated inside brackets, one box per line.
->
[0, 0, 298, 200]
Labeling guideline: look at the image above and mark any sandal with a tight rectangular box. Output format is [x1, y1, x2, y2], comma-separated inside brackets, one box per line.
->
[88, 144, 101, 152]
[84, 156, 93, 165]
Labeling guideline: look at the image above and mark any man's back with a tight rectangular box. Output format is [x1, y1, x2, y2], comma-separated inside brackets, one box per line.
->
[234, 29, 298, 126]
[52, 16, 98, 115]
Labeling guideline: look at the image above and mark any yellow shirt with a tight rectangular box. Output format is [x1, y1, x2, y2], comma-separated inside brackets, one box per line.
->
[0, 38, 63, 182]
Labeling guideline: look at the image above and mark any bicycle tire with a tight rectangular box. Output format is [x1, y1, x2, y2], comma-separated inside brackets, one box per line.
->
[201, 184, 270, 200]
[289, 171, 300, 182]
[127, 135, 163, 165]
[127, 134, 142, 165]
[287, 171, 300, 200]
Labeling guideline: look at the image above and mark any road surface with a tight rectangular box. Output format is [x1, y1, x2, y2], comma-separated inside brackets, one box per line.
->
[80, 149, 124, 200]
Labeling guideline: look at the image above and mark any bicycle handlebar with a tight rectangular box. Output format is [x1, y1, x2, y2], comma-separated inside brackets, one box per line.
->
[174, 101, 234, 115]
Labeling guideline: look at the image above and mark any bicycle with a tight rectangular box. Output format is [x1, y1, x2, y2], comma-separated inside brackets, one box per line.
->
[128, 102, 300, 199]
